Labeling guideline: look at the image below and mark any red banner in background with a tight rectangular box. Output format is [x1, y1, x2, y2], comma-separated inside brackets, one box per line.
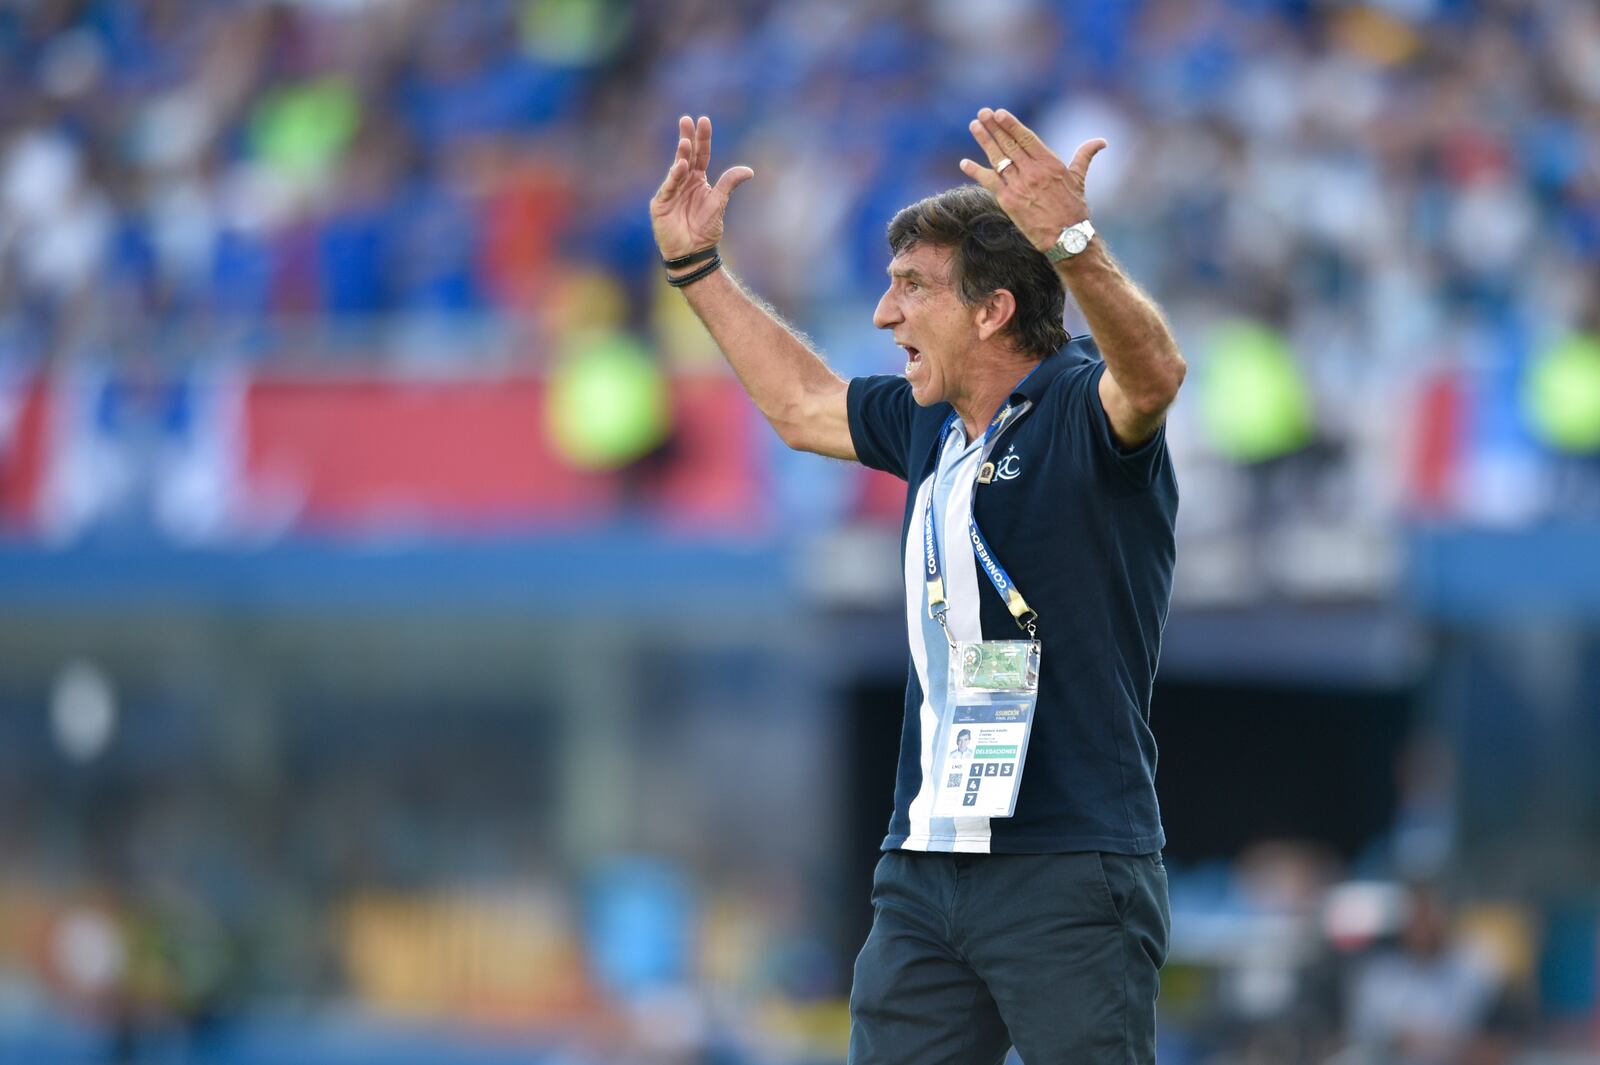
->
[0, 371, 769, 542]
[245, 374, 765, 533]
[0, 375, 47, 529]
[247, 378, 614, 529]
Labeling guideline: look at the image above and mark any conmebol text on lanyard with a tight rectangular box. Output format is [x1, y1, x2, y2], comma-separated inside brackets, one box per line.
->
[923, 399, 1039, 646]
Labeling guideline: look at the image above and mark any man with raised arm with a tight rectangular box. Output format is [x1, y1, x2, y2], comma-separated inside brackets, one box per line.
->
[651, 109, 1185, 1065]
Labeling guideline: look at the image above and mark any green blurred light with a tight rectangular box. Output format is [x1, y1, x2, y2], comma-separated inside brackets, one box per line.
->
[250, 78, 360, 180]
[1523, 333, 1600, 454]
[521, 0, 629, 66]
[547, 332, 671, 470]
[1198, 319, 1314, 463]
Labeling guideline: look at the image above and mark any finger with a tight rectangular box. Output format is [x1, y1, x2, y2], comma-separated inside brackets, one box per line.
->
[664, 118, 692, 175]
[993, 109, 1045, 160]
[978, 108, 1028, 164]
[660, 138, 691, 191]
[676, 116, 694, 168]
[695, 115, 713, 174]
[653, 156, 689, 203]
[959, 157, 1001, 194]
[967, 118, 1009, 170]
[1067, 138, 1108, 178]
[713, 165, 754, 199]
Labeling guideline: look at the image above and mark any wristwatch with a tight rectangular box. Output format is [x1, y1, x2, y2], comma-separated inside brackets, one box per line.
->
[1044, 220, 1096, 263]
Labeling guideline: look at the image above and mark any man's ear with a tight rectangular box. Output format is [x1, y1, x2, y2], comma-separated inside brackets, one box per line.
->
[974, 289, 1018, 342]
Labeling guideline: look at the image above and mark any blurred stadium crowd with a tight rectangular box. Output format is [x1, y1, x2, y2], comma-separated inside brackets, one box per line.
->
[3, 0, 1599, 338]
[3, 0, 1600, 1063]
[1, 0, 1598, 542]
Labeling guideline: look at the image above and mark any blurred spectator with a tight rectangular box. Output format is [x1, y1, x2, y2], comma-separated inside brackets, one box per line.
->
[1342, 881, 1518, 1065]
[544, 272, 673, 477]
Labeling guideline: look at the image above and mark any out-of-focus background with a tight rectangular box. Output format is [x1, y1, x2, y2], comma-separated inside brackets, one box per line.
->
[1, 0, 1598, 1062]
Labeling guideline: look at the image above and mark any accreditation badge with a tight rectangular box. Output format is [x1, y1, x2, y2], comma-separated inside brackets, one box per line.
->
[932, 640, 1041, 819]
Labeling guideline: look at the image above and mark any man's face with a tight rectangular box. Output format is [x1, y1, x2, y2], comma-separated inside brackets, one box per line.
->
[957, 733, 972, 750]
[873, 242, 978, 407]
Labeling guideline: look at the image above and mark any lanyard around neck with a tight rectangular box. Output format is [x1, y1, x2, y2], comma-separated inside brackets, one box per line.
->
[923, 397, 1039, 642]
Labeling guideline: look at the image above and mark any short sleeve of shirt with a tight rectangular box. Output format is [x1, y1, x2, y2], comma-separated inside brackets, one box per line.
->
[1052, 343, 1171, 491]
[848, 375, 917, 481]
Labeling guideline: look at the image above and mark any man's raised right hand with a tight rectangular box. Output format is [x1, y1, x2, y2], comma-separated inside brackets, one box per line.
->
[650, 115, 754, 264]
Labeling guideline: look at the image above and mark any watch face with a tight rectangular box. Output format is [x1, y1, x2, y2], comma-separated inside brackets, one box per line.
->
[1063, 229, 1088, 254]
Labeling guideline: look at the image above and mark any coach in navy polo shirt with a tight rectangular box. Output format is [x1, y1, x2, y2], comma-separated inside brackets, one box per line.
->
[651, 108, 1185, 1065]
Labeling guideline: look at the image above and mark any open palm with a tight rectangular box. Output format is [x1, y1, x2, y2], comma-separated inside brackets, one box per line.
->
[650, 115, 754, 262]
[959, 107, 1104, 252]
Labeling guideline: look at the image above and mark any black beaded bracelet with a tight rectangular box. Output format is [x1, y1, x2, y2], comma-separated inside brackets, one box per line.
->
[662, 244, 718, 270]
[665, 254, 723, 288]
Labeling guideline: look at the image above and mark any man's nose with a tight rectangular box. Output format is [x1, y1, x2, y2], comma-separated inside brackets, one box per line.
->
[872, 290, 900, 330]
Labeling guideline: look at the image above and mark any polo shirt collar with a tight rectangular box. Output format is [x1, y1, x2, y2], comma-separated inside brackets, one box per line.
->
[1009, 338, 1086, 404]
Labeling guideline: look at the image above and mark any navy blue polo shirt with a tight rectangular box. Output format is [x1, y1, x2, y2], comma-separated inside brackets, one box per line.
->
[847, 335, 1176, 855]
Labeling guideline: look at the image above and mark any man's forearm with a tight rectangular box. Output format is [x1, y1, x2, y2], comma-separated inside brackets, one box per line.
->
[675, 267, 849, 452]
[1056, 241, 1185, 414]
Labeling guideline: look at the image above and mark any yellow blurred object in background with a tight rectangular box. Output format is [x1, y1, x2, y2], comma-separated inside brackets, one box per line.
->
[1523, 333, 1600, 454]
[1199, 319, 1315, 464]
[546, 330, 672, 471]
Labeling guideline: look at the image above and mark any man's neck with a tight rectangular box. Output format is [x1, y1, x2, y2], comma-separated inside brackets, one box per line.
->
[952, 354, 1043, 443]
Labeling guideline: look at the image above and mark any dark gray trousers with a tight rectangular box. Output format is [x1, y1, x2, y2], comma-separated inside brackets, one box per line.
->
[848, 850, 1170, 1065]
